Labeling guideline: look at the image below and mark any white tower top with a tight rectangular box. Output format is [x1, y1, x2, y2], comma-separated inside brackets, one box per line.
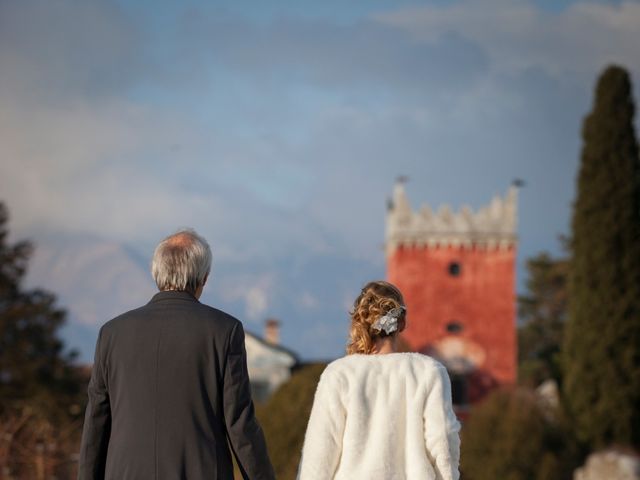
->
[385, 181, 518, 256]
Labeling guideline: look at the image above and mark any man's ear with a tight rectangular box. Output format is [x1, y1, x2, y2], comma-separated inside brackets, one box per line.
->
[202, 273, 209, 287]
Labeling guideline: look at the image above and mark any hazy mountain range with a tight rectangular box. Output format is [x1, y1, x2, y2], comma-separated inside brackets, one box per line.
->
[23, 231, 377, 363]
[25, 233, 156, 363]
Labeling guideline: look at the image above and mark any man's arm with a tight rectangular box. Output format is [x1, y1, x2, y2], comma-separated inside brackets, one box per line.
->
[77, 327, 111, 480]
[223, 322, 276, 480]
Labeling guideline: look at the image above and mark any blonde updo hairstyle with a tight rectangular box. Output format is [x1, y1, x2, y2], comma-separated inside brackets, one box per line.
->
[346, 280, 406, 355]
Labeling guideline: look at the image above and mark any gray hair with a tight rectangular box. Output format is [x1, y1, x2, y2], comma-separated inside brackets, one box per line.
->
[151, 229, 212, 292]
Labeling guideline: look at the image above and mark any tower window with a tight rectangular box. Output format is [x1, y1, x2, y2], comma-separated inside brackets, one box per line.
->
[448, 261, 461, 276]
[446, 322, 463, 334]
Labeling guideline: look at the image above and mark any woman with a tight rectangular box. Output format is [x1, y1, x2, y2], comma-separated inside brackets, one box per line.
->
[297, 281, 460, 480]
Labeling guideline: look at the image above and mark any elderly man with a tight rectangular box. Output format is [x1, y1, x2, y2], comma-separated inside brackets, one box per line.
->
[78, 230, 275, 480]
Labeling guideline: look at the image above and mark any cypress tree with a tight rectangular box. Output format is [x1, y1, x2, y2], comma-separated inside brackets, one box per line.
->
[563, 65, 640, 448]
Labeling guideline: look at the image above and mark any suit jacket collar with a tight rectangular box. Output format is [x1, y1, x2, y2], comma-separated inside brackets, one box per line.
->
[148, 290, 199, 304]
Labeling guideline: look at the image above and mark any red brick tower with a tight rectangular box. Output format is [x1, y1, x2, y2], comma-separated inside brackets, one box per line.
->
[386, 181, 517, 405]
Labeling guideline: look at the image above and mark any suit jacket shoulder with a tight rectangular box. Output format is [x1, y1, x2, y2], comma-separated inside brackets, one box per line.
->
[101, 292, 240, 339]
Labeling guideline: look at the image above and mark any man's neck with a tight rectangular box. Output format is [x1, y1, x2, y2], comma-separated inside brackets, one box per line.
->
[160, 288, 199, 299]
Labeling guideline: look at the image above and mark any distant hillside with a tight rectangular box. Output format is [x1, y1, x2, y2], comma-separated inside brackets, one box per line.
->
[21, 230, 372, 363]
[25, 233, 155, 361]
[255, 363, 327, 480]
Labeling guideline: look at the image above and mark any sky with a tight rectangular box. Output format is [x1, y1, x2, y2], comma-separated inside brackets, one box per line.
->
[1, 0, 639, 361]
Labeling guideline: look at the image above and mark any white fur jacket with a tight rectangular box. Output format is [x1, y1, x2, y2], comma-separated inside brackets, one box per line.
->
[297, 353, 461, 480]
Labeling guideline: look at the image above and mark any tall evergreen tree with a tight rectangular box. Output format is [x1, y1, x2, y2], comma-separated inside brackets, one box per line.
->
[0, 202, 82, 422]
[563, 65, 640, 448]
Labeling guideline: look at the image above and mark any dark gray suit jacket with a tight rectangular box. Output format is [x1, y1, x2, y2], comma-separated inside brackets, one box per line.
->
[78, 291, 275, 480]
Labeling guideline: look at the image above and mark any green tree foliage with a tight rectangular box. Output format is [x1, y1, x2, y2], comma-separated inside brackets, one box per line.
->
[518, 252, 568, 387]
[563, 65, 640, 448]
[461, 388, 579, 480]
[255, 363, 326, 480]
[0, 202, 83, 423]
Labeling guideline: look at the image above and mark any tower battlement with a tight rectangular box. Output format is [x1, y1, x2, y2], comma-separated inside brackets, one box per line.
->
[386, 182, 518, 255]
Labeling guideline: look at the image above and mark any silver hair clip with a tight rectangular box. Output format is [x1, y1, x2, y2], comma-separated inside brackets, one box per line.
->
[371, 306, 405, 335]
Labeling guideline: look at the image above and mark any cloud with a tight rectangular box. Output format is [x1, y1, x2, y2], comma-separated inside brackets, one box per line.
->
[3, 0, 639, 362]
[1, 0, 607, 260]
[215, 274, 275, 323]
[0, 0, 147, 100]
[0, 1, 323, 261]
[174, 9, 489, 96]
[298, 291, 319, 310]
[0, 0, 198, 241]
[376, 0, 640, 82]
[245, 286, 269, 321]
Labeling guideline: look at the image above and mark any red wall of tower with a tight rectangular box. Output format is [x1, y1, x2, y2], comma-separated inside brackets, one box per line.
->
[388, 244, 516, 402]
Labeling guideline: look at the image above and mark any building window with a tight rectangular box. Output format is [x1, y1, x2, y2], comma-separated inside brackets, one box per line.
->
[448, 261, 461, 276]
[446, 321, 463, 334]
